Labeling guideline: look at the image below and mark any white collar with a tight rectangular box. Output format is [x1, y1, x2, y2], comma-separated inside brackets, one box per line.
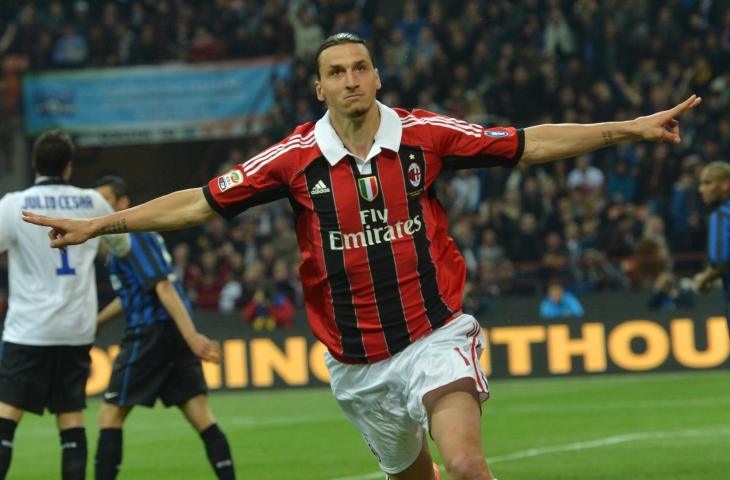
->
[314, 101, 402, 166]
[34, 176, 63, 184]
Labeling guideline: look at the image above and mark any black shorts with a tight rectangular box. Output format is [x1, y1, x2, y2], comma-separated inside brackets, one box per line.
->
[0, 342, 91, 415]
[105, 321, 207, 408]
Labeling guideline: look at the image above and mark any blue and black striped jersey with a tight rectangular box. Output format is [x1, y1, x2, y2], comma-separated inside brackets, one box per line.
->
[109, 232, 192, 329]
[707, 198, 730, 308]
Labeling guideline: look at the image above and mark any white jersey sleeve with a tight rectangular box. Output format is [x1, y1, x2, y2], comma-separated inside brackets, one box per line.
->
[0, 194, 15, 252]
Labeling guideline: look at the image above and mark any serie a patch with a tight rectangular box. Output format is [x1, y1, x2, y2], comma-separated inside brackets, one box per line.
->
[217, 170, 244, 192]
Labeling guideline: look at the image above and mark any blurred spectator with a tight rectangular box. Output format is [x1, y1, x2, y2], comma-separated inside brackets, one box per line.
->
[647, 271, 695, 311]
[509, 213, 542, 263]
[52, 24, 88, 66]
[669, 167, 704, 252]
[477, 228, 505, 264]
[541, 231, 569, 284]
[567, 156, 604, 196]
[580, 248, 627, 292]
[543, 6, 575, 57]
[628, 216, 671, 289]
[606, 159, 637, 204]
[539, 283, 585, 319]
[449, 171, 480, 214]
[288, 0, 325, 61]
[242, 284, 295, 331]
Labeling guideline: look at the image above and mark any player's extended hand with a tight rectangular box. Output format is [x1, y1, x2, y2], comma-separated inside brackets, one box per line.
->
[188, 333, 222, 364]
[21, 210, 95, 248]
[632, 94, 702, 144]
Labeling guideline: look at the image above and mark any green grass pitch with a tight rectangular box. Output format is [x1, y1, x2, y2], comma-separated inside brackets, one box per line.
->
[10, 370, 730, 479]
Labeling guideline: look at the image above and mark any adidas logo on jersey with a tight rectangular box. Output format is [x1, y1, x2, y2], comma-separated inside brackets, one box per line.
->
[310, 180, 331, 195]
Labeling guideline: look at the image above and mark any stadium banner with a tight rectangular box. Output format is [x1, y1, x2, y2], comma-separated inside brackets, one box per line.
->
[22, 58, 291, 146]
[86, 293, 730, 394]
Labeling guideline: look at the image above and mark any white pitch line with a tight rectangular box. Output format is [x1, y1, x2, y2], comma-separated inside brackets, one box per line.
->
[489, 427, 730, 463]
[327, 426, 730, 480]
[488, 396, 730, 414]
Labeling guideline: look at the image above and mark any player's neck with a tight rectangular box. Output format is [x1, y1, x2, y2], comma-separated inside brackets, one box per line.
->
[330, 103, 380, 160]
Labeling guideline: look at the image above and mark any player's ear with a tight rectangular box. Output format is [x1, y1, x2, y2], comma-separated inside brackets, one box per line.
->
[314, 80, 325, 102]
[119, 196, 131, 210]
[374, 68, 381, 91]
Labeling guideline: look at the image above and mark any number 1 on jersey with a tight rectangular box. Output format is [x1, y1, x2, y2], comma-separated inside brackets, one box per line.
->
[56, 250, 76, 276]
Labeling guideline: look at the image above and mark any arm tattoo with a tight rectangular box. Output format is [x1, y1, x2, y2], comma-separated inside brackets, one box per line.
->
[602, 130, 615, 146]
[99, 219, 128, 235]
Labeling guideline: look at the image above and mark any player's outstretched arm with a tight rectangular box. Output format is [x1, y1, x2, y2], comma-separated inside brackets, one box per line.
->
[520, 94, 702, 165]
[22, 188, 215, 249]
[155, 279, 221, 364]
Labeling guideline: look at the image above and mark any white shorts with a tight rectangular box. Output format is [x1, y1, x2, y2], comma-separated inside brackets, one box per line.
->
[325, 314, 489, 475]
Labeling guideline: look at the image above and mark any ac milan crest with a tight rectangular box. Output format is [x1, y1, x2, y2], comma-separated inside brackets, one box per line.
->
[408, 163, 422, 188]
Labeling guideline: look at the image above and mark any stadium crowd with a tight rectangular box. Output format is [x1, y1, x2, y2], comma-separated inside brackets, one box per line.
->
[1, 0, 729, 323]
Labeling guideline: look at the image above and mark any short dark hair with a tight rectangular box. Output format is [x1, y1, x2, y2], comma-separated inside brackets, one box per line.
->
[315, 32, 375, 79]
[94, 175, 130, 202]
[32, 130, 74, 176]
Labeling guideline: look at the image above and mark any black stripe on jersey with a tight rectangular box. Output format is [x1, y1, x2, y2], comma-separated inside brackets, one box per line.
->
[398, 146, 453, 329]
[442, 128, 524, 170]
[138, 234, 168, 275]
[202, 184, 290, 220]
[304, 158, 366, 361]
[349, 158, 411, 356]
[126, 244, 164, 293]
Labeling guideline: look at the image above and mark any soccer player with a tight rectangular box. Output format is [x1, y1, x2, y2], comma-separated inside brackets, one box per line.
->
[694, 161, 730, 334]
[22, 34, 701, 480]
[92, 175, 234, 480]
[0, 130, 130, 480]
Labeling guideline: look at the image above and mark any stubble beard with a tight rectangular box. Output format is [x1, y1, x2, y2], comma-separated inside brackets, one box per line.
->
[344, 97, 375, 120]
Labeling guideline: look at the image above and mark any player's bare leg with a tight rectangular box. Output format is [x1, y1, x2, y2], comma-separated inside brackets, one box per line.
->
[425, 378, 494, 480]
[98, 403, 132, 429]
[0, 403, 22, 423]
[57, 411, 85, 430]
[386, 436, 438, 480]
[179, 394, 215, 432]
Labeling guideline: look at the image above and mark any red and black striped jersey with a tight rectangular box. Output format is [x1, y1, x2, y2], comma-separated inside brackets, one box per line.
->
[203, 102, 523, 364]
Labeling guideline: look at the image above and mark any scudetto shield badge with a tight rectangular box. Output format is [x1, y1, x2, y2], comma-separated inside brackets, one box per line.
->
[357, 176, 379, 201]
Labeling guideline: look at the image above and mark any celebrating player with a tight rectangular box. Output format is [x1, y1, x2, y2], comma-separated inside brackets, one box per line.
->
[22, 34, 700, 480]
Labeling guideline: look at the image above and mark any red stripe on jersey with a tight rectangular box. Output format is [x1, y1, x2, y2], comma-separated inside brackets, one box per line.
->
[294, 193, 344, 358]
[377, 151, 428, 340]
[419, 191, 466, 314]
[330, 162, 389, 359]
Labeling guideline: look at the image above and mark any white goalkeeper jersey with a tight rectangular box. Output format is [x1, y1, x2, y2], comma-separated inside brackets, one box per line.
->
[0, 178, 130, 346]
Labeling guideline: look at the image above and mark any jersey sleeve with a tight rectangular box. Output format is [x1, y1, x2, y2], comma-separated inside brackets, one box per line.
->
[203, 139, 297, 219]
[0, 194, 14, 252]
[126, 234, 170, 293]
[415, 110, 524, 170]
[707, 211, 730, 268]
